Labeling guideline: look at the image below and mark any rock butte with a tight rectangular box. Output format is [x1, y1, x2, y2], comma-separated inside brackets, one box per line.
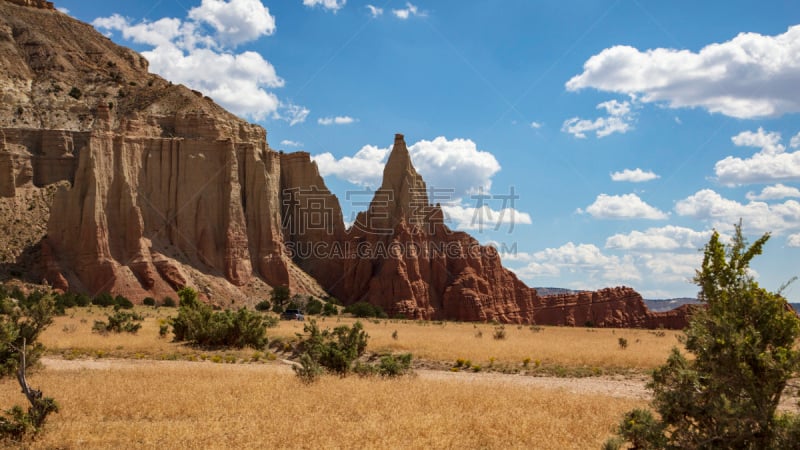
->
[0, 0, 688, 327]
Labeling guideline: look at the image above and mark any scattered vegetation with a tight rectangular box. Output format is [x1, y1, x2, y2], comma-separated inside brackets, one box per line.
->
[607, 224, 800, 449]
[170, 288, 273, 349]
[293, 319, 412, 383]
[492, 325, 506, 340]
[91, 293, 133, 309]
[254, 300, 271, 312]
[67, 87, 81, 99]
[92, 311, 143, 334]
[617, 337, 628, 350]
[343, 301, 387, 318]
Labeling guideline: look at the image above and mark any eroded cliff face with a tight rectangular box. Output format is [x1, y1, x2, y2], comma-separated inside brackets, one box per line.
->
[534, 287, 689, 328]
[0, 0, 690, 327]
[0, 1, 325, 303]
[318, 134, 536, 322]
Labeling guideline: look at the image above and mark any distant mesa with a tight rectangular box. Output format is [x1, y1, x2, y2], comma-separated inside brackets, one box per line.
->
[0, 0, 689, 328]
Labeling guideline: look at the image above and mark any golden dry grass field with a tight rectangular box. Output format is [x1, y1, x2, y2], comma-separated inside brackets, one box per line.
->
[1, 360, 645, 449]
[1, 307, 688, 448]
[40, 307, 684, 373]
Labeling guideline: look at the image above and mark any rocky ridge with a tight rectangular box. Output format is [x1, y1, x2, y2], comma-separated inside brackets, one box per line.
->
[0, 0, 689, 327]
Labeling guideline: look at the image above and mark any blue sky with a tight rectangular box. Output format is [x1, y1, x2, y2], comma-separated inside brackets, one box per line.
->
[57, 0, 800, 300]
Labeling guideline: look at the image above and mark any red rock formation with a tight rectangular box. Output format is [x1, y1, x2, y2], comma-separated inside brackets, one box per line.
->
[324, 134, 536, 322]
[534, 287, 689, 329]
[0, 1, 692, 327]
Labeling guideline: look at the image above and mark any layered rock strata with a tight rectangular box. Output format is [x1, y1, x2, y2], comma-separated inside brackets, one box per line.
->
[0, 0, 690, 327]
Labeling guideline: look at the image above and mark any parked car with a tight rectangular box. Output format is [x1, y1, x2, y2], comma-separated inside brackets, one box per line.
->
[280, 309, 304, 321]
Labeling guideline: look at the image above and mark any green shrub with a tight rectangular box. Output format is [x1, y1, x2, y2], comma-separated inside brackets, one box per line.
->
[254, 300, 271, 312]
[113, 295, 133, 309]
[293, 352, 323, 384]
[609, 224, 800, 448]
[161, 296, 176, 307]
[295, 319, 368, 376]
[377, 353, 412, 377]
[617, 337, 628, 350]
[344, 301, 387, 318]
[170, 287, 268, 348]
[92, 292, 114, 307]
[270, 285, 290, 308]
[92, 311, 143, 334]
[68, 87, 81, 99]
[305, 298, 323, 315]
[322, 302, 338, 316]
[143, 297, 156, 307]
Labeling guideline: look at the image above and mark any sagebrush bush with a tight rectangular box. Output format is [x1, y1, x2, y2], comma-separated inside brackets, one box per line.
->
[92, 311, 143, 334]
[254, 300, 271, 312]
[343, 301, 387, 318]
[170, 287, 271, 348]
[377, 353, 413, 377]
[305, 298, 323, 315]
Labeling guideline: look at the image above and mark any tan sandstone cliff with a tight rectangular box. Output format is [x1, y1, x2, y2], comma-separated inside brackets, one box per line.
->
[0, 0, 325, 304]
[0, 0, 690, 327]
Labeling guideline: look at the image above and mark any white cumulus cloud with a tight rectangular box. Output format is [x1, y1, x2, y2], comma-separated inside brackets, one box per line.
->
[303, 0, 346, 12]
[189, 0, 276, 46]
[675, 188, 800, 234]
[441, 204, 532, 231]
[746, 184, 800, 201]
[313, 144, 387, 187]
[91, 1, 301, 121]
[788, 233, 800, 247]
[579, 193, 668, 220]
[715, 128, 800, 185]
[611, 168, 660, 183]
[562, 99, 633, 139]
[566, 25, 800, 119]
[530, 121, 542, 129]
[513, 242, 641, 283]
[366, 5, 383, 17]
[317, 116, 357, 125]
[606, 226, 715, 251]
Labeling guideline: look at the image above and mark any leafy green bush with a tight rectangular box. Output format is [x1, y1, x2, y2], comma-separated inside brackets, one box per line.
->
[92, 311, 143, 334]
[377, 353, 412, 377]
[270, 285, 290, 308]
[170, 287, 269, 348]
[305, 298, 323, 315]
[322, 302, 338, 316]
[293, 352, 323, 384]
[343, 301, 387, 318]
[92, 292, 114, 307]
[295, 319, 368, 376]
[607, 224, 800, 448]
[161, 296, 176, 307]
[113, 295, 133, 309]
[142, 297, 156, 307]
[254, 300, 271, 312]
